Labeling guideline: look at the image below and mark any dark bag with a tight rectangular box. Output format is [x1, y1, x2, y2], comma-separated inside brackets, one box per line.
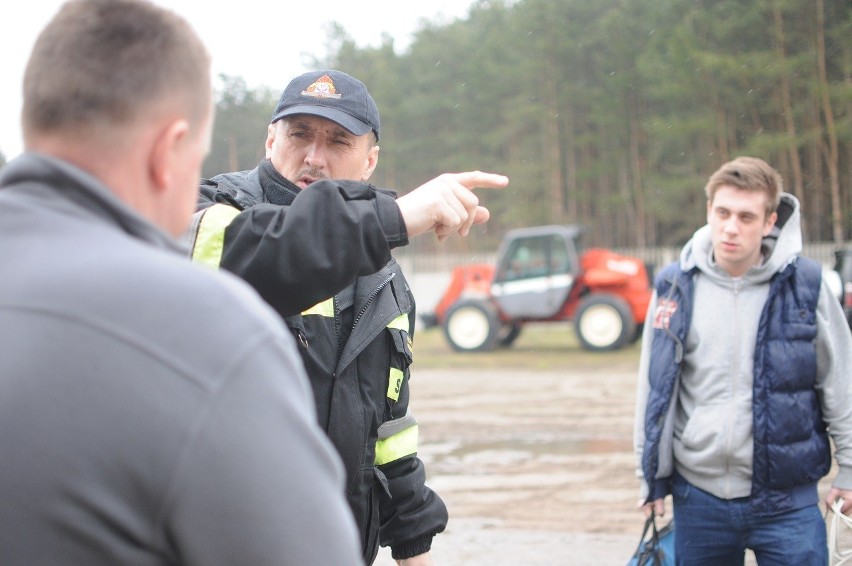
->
[626, 513, 675, 566]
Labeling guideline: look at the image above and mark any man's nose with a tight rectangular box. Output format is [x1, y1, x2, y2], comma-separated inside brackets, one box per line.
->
[305, 142, 327, 168]
[723, 216, 739, 233]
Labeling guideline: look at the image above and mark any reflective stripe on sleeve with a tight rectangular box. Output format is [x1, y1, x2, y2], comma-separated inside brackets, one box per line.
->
[191, 204, 241, 268]
[374, 424, 418, 466]
[302, 298, 334, 317]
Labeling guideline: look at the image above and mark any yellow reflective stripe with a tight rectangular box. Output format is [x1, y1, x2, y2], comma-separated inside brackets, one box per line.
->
[302, 298, 334, 317]
[374, 424, 418, 466]
[386, 313, 411, 401]
[387, 313, 409, 332]
[191, 204, 241, 268]
[387, 368, 403, 401]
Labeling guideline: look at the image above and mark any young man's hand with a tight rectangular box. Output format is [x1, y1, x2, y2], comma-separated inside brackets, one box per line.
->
[826, 487, 852, 514]
[638, 497, 666, 518]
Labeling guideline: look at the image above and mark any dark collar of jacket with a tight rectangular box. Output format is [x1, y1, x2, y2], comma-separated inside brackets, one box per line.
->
[257, 160, 301, 206]
[202, 159, 301, 209]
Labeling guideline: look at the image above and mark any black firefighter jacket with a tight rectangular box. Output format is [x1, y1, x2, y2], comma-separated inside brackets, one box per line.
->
[189, 160, 448, 563]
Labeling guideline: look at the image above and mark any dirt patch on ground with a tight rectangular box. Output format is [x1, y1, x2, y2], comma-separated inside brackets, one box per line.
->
[375, 360, 644, 565]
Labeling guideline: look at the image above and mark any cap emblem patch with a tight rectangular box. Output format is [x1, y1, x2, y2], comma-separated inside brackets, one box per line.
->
[301, 75, 342, 99]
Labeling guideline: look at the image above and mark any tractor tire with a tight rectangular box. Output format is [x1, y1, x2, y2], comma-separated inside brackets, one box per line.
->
[574, 294, 636, 352]
[498, 322, 523, 347]
[443, 300, 500, 352]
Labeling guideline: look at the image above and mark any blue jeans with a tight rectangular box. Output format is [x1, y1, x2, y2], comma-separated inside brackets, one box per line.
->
[671, 473, 827, 566]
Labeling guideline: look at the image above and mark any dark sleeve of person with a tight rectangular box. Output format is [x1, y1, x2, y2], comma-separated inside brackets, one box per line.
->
[378, 305, 448, 559]
[197, 181, 220, 211]
[219, 180, 408, 318]
[378, 451, 448, 559]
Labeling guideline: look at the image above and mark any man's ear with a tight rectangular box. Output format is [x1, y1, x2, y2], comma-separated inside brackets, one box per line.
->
[264, 123, 277, 158]
[361, 145, 380, 181]
[149, 118, 189, 191]
[763, 211, 778, 236]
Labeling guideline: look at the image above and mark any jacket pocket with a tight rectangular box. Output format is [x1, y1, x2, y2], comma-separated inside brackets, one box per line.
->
[675, 404, 729, 476]
[781, 310, 817, 342]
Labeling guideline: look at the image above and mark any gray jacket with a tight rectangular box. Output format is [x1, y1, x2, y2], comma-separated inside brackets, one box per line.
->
[0, 153, 362, 565]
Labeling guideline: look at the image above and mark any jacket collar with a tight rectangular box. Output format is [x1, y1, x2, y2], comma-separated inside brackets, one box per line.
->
[1, 152, 184, 255]
[258, 159, 301, 206]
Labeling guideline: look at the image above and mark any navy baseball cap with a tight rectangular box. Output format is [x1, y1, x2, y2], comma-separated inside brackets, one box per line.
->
[270, 69, 380, 141]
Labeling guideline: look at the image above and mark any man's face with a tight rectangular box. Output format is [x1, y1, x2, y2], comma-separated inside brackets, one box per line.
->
[265, 115, 379, 188]
[707, 185, 777, 277]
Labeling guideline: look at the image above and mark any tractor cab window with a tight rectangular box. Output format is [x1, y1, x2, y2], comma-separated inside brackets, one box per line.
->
[499, 235, 574, 281]
[549, 234, 572, 275]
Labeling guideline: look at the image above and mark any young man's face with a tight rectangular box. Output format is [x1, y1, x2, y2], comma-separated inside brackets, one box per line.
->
[707, 185, 777, 277]
[265, 115, 379, 188]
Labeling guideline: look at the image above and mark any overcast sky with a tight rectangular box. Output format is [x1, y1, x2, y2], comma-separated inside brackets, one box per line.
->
[0, 0, 473, 160]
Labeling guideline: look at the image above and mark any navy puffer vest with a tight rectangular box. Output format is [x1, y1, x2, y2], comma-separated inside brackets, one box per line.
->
[642, 257, 828, 515]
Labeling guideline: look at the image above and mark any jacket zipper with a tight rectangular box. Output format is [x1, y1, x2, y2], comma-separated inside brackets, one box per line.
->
[333, 294, 343, 374]
[335, 273, 396, 378]
[353, 274, 395, 329]
[724, 279, 741, 496]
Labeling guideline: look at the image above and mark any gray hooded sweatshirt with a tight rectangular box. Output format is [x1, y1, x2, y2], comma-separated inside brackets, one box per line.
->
[634, 193, 852, 501]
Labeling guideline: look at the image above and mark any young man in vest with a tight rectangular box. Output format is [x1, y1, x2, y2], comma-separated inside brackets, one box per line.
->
[191, 69, 507, 565]
[634, 156, 852, 564]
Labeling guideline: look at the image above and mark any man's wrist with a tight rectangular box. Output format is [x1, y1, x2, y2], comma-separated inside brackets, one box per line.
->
[375, 190, 408, 248]
[391, 534, 433, 560]
[833, 467, 852, 491]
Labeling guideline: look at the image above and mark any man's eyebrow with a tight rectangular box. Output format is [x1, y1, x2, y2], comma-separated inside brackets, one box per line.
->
[288, 120, 351, 138]
[327, 127, 354, 139]
[714, 205, 758, 218]
[288, 119, 314, 130]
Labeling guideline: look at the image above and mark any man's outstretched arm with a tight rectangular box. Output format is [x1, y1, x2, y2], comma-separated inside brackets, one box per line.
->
[193, 172, 507, 317]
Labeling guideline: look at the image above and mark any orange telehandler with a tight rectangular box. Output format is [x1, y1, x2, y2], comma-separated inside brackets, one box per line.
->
[420, 225, 653, 352]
